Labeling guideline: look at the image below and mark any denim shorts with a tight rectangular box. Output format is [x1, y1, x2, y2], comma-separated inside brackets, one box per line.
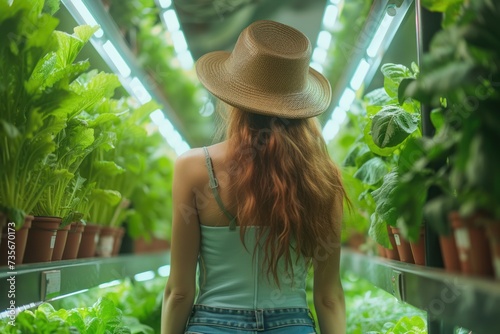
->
[184, 305, 317, 333]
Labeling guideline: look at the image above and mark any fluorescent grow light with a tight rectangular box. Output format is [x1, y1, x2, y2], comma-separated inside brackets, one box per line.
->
[158, 0, 172, 8]
[366, 13, 395, 58]
[350, 58, 370, 90]
[158, 265, 171, 277]
[338, 88, 355, 110]
[323, 5, 339, 30]
[163, 9, 180, 32]
[134, 271, 156, 282]
[71, 0, 103, 37]
[102, 40, 131, 78]
[130, 77, 152, 104]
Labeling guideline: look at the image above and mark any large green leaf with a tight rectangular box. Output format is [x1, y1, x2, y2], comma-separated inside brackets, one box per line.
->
[368, 213, 390, 248]
[363, 122, 396, 156]
[381, 63, 413, 98]
[353, 157, 388, 186]
[372, 171, 399, 225]
[371, 105, 419, 148]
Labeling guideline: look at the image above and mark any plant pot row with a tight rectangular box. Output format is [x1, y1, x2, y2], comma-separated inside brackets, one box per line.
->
[443, 211, 500, 279]
[378, 226, 426, 266]
[0, 216, 125, 266]
[376, 213, 500, 280]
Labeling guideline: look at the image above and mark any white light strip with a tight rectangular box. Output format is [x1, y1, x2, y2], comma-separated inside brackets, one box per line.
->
[150, 109, 166, 123]
[50, 289, 89, 301]
[312, 47, 328, 64]
[98, 280, 121, 289]
[317, 30, 332, 50]
[102, 40, 131, 78]
[71, 0, 103, 37]
[134, 270, 156, 282]
[323, 5, 339, 30]
[310, 62, 323, 73]
[130, 77, 152, 104]
[331, 106, 347, 124]
[177, 51, 195, 70]
[366, 13, 394, 58]
[155, 117, 190, 155]
[158, 0, 172, 8]
[322, 119, 339, 142]
[172, 30, 188, 53]
[158, 265, 171, 277]
[339, 88, 355, 110]
[350, 58, 370, 90]
[163, 9, 180, 32]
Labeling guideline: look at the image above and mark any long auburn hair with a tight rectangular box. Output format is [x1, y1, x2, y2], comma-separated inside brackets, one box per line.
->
[224, 106, 347, 285]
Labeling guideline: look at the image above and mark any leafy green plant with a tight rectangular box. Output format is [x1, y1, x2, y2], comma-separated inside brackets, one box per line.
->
[53, 277, 167, 333]
[32, 71, 121, 226]
[0, 297, 153, 334]
[104, 0, 208, 146]
[400, 0, 500, 234]
[341, 63, 421, 246]
[0, 0, 105, 228]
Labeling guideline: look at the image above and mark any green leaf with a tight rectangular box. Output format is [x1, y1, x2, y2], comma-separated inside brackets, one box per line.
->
[381, 63, 413, 98]
[363, 122, 396, 156]
[90, 189, 122, 206]
[430, 107, 445, 131]
[0, 120, 20, 138]
[368, 213, 390, 248]
[371, 105, 419, 148]
[372, 171, 399, 224]
[353, 157, 388, 186]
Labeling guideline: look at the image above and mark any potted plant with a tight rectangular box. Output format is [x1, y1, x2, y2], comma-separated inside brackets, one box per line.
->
[402, 0, 500, 276]
[30, 71, 122, 262]
[348, 62, 422, 263]
[0, 2, 97, 264]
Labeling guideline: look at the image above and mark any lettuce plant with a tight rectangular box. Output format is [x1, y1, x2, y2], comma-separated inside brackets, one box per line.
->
[0, 0, 101, 227]
[32, 71, 121, 226]
[76, 97, 160, 227]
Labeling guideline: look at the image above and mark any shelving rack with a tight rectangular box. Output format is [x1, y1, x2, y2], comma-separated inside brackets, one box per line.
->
[1, 1, 498, 333]
[0, 252, 169, 317]
[341, 249, 500, 334]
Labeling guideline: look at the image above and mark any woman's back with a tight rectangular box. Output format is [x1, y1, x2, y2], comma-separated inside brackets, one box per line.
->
[161, 20, 346, 334]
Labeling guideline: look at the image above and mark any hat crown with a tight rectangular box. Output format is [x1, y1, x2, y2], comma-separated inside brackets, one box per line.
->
[225, 20, 311, 94]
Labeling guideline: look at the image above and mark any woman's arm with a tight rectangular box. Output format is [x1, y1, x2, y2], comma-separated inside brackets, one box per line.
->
[313, 200, 346, 334]
[161, 152, 201, 334]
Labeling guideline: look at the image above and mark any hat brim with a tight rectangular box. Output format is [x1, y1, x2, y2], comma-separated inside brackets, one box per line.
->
[196, 51, 332, 119]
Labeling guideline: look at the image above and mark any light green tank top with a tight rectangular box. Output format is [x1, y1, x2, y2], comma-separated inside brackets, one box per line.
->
[196, 147, 309, 309]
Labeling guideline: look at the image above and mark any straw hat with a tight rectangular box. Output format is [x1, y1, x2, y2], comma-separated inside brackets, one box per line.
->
[195, 20, 332, 119]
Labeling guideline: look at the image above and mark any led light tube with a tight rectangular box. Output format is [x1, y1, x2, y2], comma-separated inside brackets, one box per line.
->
[102, 40, 131, 78]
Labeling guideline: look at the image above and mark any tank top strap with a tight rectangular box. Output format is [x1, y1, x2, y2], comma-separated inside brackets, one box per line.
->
[203, 147, 237, 230]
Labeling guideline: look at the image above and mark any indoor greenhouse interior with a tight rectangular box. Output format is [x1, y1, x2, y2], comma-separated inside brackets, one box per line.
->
[0, 0, 499, 333]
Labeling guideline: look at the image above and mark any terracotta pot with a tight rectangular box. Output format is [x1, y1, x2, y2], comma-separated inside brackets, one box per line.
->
[77, 223, 101, 258]
[62, 222, 85, 260]
[439, 233, 461, 272]
[51, 223, 71, 261]
[112, 226, 125, 256]
[23, 216, 61, 263]
[347, 232, 366, 252]
[485, 223, 500, 279]
[0, 215, 33, 265]
[391, 227, 415, 264]
[134, 236, 170, 254]
[385, 226, 400, 261]
[95, 226, 116, 257]
[410, 227, 426, 266]
[450, 211, 493, 277]
[377, 244, 386, 258]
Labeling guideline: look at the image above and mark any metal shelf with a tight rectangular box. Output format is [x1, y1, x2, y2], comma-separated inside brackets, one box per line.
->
[341, 249, 500, 333]
[0, 252, 169, 314]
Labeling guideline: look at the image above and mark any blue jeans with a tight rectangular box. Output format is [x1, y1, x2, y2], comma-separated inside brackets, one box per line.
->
[184, 305, 317, 333]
